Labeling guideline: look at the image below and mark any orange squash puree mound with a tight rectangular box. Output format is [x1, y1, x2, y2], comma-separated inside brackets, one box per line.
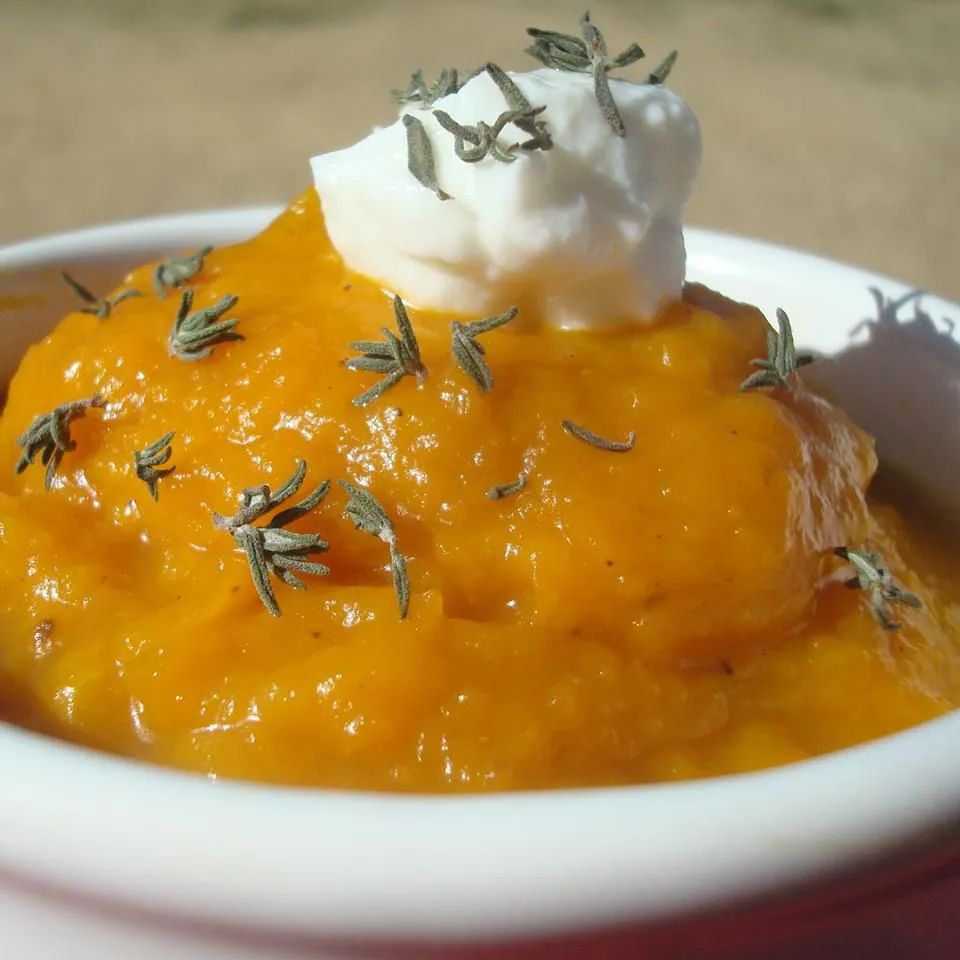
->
[0, 190, 957, 791]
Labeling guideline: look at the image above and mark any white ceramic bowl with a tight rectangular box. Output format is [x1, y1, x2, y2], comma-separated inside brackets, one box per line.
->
[1, 211, 959, 960]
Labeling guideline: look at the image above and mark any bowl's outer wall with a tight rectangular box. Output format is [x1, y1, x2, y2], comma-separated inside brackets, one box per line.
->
[0, 211, 959, 959]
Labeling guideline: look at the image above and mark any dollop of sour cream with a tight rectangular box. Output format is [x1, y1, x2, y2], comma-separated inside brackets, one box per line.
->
[311, 67, 701, 329]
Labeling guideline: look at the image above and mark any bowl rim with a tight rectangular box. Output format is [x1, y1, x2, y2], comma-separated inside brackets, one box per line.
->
[1, 209, 959, 944]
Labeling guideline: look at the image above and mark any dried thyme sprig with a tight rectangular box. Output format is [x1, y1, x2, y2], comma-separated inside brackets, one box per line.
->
[133, 431, 175, 501]
[393, 68, 462, 108]
[347, 295, 426, 406]
[562, 419, 636, 452]
[169, 289, 243, 361]
[338, 479, 410, 619]
[739, 308, 816, 392]
[153, 245, 214, 298]
[450, 306, 518, 392]
[833, 546, 922, 632]
[525, 12, 648, 136]
[62, 271, 141, 319]
[487, 472, 527, 500]
[213, 460, 331, 617]
[403, 114, 451, 201]
[433, 106, 548, 164]
[15, 394, 104, 490]
[485, 62, 553, 152]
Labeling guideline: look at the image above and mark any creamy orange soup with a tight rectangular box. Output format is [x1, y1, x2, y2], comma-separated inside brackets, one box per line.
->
[0, 191, 957, 790]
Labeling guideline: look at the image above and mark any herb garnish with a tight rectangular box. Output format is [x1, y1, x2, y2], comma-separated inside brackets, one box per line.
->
[450, 306, 517, 392]
[153, 246, 214, 298]
[169, 290, 243, 361]
[133, 431, 175, 501]
[739, 308, 816, 392]
[833, 547, 922, 631]
[213, 460, 331, 618]
[338, 479, 410, 619]
[62, 271, 141, 319]
[393, 68, 462, 108]
[526, 12, 648, 136]
[347, 295, 426, 407]
[484, 62, 553, 152]
[15, 394, 104, 489]
[433, 105, 548, 164]
[487, 472, 527, 500]
[403, 114, 451, 201]
[647, 50, 678, 85]
[562, 419, 636, 452]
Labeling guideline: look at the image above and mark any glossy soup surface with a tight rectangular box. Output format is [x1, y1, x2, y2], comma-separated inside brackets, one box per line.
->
[0, 191, 957, 790]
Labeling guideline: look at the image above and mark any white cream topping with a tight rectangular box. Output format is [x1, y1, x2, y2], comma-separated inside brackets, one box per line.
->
[311, 68, 701, 329]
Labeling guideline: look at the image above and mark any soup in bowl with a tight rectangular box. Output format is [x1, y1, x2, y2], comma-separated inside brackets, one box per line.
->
[0, 210, 958, 959]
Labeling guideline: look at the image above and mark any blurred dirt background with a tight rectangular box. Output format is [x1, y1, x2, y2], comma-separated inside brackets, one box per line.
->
[1, 0, 958, 299]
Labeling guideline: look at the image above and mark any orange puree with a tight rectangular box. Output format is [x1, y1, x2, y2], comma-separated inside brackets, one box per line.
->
[0, 190, 957, 790]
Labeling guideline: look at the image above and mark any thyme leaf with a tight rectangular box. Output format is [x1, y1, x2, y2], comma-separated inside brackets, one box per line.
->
[213, 460, 331, 617]
[433, 106, 547, 164]
[15, 394, 105, 490]
[485, 62, 553, 152]
[338, 479, 410, 619]
[133, 431, 176, 501]
[648, 50, 678, 85]
[487, 472, 527, 500]
[450, 306, 518, 392]
[169, 290, 244, 361]
[525, 12, 656, 136]
[393, 68, 462, 108]
[739, 308, 816, 392]
[403, 114, 451, 201]
[562, 419, 636, 452]
[153, 246, 214, 298]
[347, 295, 426, 406]
[62, 271, 141, 319]
[833, 547, 922, 631]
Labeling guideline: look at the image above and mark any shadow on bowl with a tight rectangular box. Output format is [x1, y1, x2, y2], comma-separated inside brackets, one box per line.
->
[805, 287, 960, 518]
